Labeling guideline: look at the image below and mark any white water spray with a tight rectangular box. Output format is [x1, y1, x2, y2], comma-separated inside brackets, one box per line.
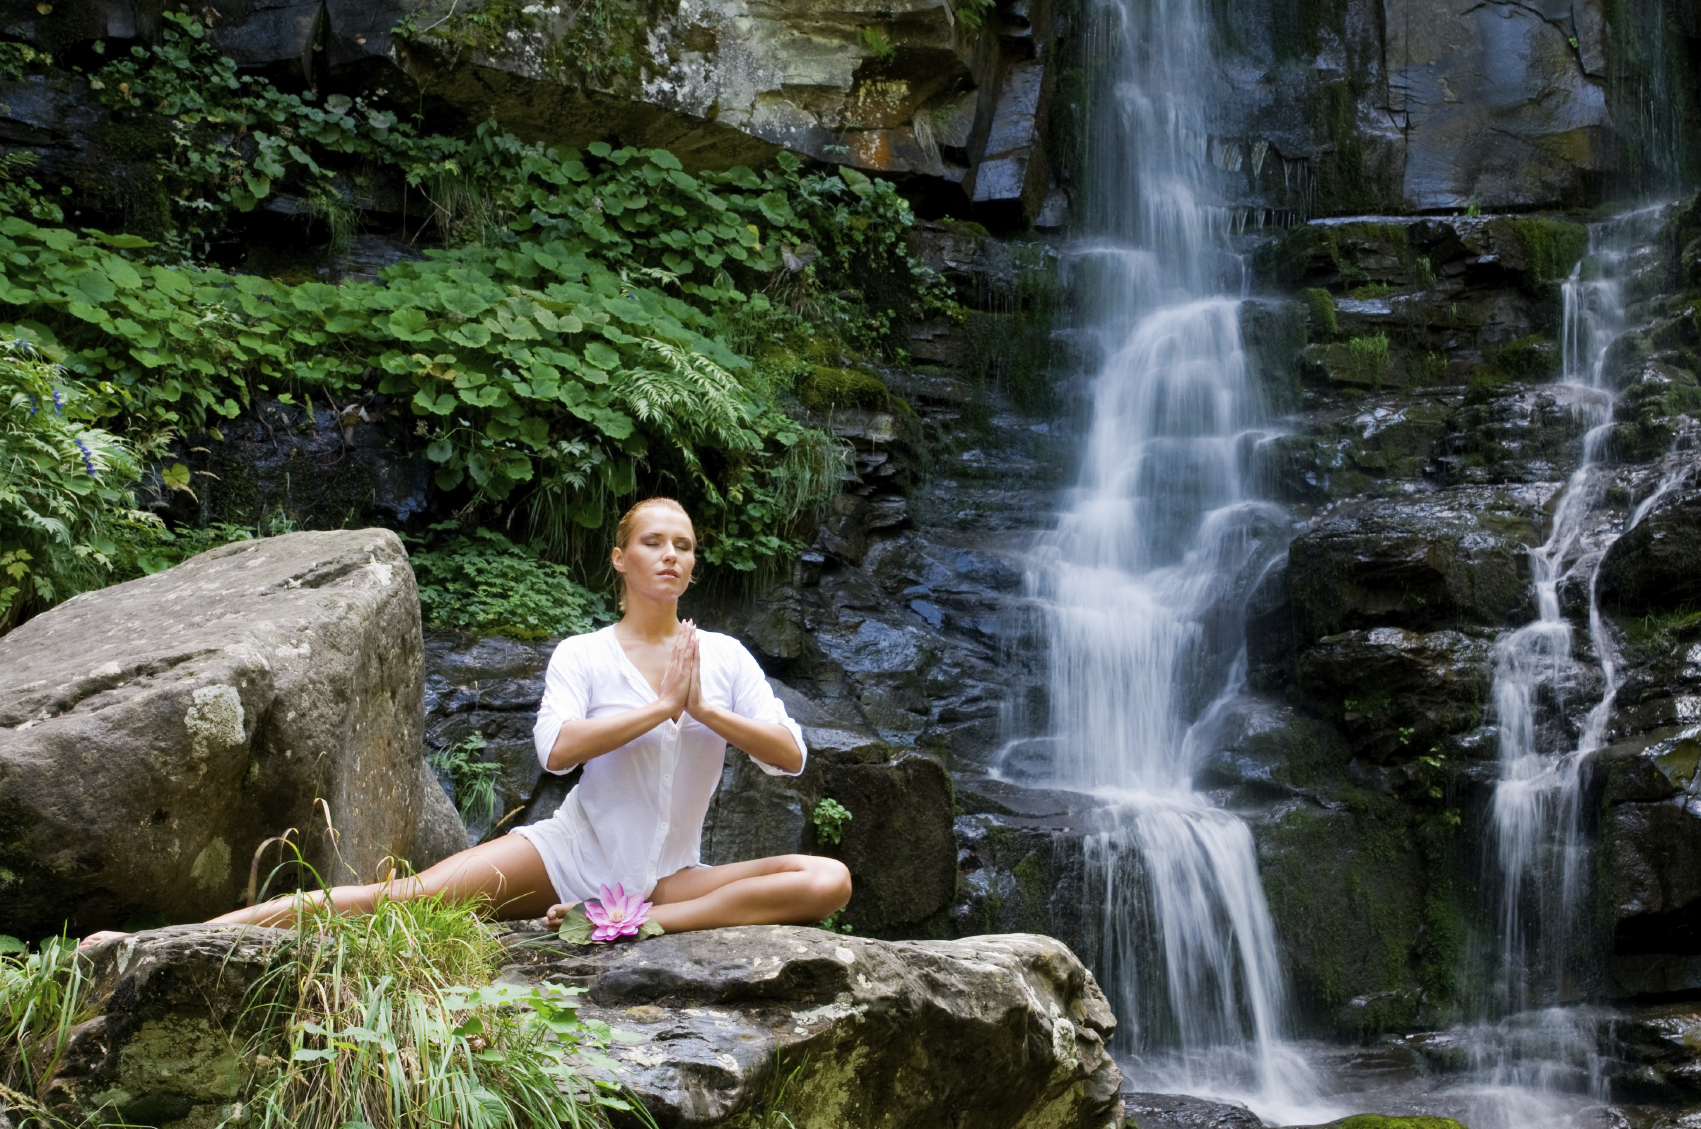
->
[1022, 0, 1314, 1115]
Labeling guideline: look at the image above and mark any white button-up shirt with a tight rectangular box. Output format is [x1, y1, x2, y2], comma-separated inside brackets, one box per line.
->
[516, 625, 806, 901]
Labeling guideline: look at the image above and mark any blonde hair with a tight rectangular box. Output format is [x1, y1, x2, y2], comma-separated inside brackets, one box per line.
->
[613, 498, 695, 610]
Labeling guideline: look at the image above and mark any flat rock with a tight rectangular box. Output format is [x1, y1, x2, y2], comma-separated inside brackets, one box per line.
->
[0, 530, 464, 939]
[62, 924, 1123, 1129]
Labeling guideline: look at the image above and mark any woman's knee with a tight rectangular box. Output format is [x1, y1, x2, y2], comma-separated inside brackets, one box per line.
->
[807, 857, 852, 912]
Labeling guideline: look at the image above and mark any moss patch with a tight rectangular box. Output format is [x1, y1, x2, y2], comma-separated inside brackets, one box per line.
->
[798, 366, 892, 412]
[1513, 218, 1589, 281]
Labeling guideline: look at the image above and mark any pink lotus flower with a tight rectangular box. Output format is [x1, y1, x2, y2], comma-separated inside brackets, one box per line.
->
[585, 883, 653, 942]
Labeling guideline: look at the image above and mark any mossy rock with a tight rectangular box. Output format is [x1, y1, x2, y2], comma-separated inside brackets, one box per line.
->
[798, 366, 892, 412]
[1511, 217, 1589, 281]
[1493, 334, 1561, 382]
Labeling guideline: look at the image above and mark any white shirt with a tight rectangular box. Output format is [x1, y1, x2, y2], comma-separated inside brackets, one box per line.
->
[517, 625, 806, 901]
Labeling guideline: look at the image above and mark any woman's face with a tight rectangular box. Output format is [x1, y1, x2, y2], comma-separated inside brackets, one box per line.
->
[612, 507, 696, 604]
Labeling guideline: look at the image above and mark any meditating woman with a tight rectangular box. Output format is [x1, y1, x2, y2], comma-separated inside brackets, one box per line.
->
[81, 497, 850, 947]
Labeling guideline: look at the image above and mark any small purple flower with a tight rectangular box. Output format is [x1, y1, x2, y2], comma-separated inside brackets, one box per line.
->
[51, 390, 64, 415]
[26, 393, 39, 416]
[73, 437, 98, 477]
[583, 883, 653, 942]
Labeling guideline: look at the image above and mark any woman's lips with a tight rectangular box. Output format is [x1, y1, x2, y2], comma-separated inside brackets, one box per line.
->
[658, 569, 680, 579]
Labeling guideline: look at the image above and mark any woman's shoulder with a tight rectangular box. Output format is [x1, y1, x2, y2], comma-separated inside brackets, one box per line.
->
[696, 628, 760, 668]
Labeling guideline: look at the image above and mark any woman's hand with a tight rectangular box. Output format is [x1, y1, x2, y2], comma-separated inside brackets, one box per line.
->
[657, 620, 698, 720]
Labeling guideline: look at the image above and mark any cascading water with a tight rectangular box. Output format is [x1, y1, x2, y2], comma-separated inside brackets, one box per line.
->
[1019, 0, 1311, 1114]
[1440, 205, 1682, 1129]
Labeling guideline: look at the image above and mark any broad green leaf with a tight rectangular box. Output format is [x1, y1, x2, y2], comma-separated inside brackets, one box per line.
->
[388, 308, 434, 342]
[425, 439, 454, 462]
[583, 340, 619, 370]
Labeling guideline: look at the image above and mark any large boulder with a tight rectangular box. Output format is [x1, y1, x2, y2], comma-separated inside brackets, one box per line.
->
[0, 529, 465, 940]
[1597, 487, 1701, 616]
[55, 923, 1124, 1129]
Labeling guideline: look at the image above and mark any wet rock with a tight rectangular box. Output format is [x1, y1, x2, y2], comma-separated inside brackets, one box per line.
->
[1609, 795, 1701, 954]
[1256, 799, 1434, 1036]
[1608, 1004, 1701, 1101]
[0, 530, 461, 940]
[1435, 381, 1596, 485]
[1597, 487, 1701, 615]
[154, 396, 432, 533]
[1257, 391, 1457, 506]
[1120, 1091, 1262, 1129]
[1285, 491, 1538, 641]
[1387, 2, 1611, 210]
[1295, 627, 1494, 762]
[1194, 699, 1352, 802]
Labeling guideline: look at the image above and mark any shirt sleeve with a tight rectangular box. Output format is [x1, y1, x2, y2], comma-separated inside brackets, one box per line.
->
[728, 644, 808, 778]
[533, 637, 591, 774]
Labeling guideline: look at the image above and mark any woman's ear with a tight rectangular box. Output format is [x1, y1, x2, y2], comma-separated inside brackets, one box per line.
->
[610, 546, 626, 576]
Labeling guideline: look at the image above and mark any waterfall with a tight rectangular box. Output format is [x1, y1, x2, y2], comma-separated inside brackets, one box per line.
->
[1022, 0, 1313, 1113]
[1458, 205, 1674, 1129]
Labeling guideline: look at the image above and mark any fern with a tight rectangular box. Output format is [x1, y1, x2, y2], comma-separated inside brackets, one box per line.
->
[613, 340, 757, 448]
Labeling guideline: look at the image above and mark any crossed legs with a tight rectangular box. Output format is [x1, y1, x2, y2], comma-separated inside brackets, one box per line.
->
[81, 836, 851, 946]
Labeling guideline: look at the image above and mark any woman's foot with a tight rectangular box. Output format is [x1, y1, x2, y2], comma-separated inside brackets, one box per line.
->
[78, 930, 130, 950]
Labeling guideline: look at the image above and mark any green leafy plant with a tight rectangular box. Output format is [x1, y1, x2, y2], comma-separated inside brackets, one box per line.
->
[238, 893, 643, 1129]
[1346, 334, 1393, 386]
[0, 339, 158, 633]
[0, 933, 88, 1125]
[429, 732, 504, 828]
[817, 911, 853, 935]
[953, 0, 998, 32]
[857, 26, 896, 62]
[810, 797, 852, 846]
[407, 526, 611, 640]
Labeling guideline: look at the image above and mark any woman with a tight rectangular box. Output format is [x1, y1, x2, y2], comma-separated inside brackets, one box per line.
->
[82, 498, 850, 947]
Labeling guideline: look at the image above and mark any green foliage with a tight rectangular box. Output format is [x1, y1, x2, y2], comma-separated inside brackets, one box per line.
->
[816, 911, 853, 934]
[407, 526, 611, 640]
[798, 366, 891, 412]
[241, 894, 637, 1128]
[0, 339, 157, 632]
[0, 935, 88, 1124]
[1513, 217, 1589, 281]
[953, 0, 998, 32]
[429, 732, 504, 828]
[856, 26, 896, 62]
[810, 797, 852, 846]
[1495, 335, 1561, 383]
[1302, 287, 1338, 335]
[1346, 334, 1392, 386]
[397, 0, 656, 89]
[1623, 605, 1701, 652]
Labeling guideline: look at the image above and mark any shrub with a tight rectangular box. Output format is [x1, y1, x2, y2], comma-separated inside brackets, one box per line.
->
[407, 526, 612, 640]
[1494, 335, 1561, 383]
[0, 340, 156, 633]
[1346, 334, 1393, 386]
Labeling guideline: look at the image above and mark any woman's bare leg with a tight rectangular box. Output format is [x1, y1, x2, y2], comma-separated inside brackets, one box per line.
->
[542, 854, 850, 935]
[80, 836, 559, 947]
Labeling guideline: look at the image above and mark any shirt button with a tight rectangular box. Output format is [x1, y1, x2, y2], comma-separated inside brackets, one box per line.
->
[663, 774, 672, 782]
[660, 821, 669, 830]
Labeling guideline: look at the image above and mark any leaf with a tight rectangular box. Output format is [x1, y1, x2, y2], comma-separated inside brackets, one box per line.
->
[425, 438, 454, 462]
[637, 920, 664, 939]
[244, 172, 272, 199]
[161, 463, 192, 492]
[584, 340, 619, 370]
[388, 308, 435, 342]
[292, 1048, 336, 1062]
[324, 93, 353, 114]
[0, 935, 25, 954]
[556, 904, 596, 945]
[839, 165, 875, 197]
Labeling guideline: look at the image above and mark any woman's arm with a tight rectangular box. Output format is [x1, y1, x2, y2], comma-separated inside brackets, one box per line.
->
[684, 658, 805, 774]
[544, 626, 697, 772]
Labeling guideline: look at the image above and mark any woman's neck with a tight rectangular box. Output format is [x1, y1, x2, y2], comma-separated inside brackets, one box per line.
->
[618, 591, 679, 643]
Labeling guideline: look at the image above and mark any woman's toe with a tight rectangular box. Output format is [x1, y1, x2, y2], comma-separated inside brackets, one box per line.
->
[78, 930, 130, 949]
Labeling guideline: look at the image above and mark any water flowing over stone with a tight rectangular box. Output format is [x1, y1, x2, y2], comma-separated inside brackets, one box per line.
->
[1020, 0, 1308, 1113]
